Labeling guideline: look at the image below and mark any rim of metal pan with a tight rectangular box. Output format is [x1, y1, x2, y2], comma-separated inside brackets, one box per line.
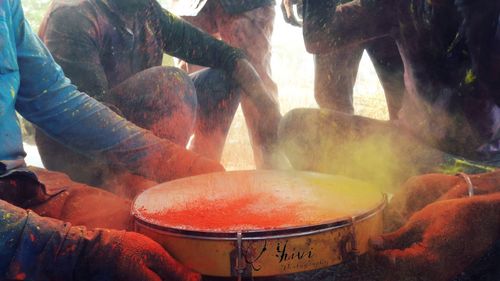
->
[133, 194, 387, 241]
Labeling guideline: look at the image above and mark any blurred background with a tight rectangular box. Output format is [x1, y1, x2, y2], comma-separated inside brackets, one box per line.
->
[21, 0, 389, 170]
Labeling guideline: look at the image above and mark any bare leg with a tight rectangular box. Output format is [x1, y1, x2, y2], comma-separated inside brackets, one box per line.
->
[278, 108, 447, 190]
[366, 37, 405, 120]
[217, 4, 278, 167]
[178, 1, 218, 74]
[109, 66, 197, 144]
[216, 4, 277, 96]
[313, 48, 363, 114]
[182, 3, 278, 167]
[189, 69, 241, 161]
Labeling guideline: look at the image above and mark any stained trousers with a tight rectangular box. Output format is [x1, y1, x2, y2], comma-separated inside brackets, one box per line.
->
[36, 66, 240, 198]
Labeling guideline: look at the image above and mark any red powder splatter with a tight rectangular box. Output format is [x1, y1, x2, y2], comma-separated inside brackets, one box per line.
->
[140, 193, 307, 231]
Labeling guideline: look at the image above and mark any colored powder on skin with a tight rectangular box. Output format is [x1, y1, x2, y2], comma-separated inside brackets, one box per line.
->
[15, 273, 26, 280]
[141, 193, 307, 231]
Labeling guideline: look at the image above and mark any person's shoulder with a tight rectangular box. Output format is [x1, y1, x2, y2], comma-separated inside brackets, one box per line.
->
[44, 0, 103, 27]
[49, 0, 92, 8]
[219, 0, 275, 14]
[46, 0, 98, 17]
[40, 0, 101, 38]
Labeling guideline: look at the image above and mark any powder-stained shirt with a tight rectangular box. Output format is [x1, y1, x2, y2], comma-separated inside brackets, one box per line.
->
[170, 0, 275, 15]
[0, 0, 214, 181]
[323, 0, 500, 161]
[38, 0, 245, 102]
[217, 0, 275, 14]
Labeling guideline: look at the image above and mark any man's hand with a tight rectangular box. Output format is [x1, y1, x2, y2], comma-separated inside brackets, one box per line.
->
[76, 230, 201, 281]
[385, 171, 500, 231]
[439, 170, 500, 200]
[190, 155, 225, 175]
[371, 196, 500, 281]
[384, 174, 462, 231]
[281, 0, 303, 27]
[3, 201, 200, 281]
[232, 59, 282, 168]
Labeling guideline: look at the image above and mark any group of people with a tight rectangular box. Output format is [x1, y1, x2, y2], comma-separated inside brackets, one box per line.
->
[0, 0, 498, 279]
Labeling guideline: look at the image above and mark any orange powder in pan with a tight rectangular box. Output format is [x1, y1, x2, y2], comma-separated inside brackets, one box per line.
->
[140, 193, 308, 231]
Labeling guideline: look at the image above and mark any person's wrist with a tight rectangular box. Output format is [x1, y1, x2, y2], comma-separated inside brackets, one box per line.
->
[456, 173, 476, 197]
[441, 171, 500, 199]
[233, 59, 261, 86]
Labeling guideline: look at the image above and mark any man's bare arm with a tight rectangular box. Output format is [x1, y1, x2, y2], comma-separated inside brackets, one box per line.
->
[372, 189, 500, 281]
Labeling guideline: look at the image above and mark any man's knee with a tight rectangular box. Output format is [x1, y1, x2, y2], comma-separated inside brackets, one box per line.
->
[191, 68, 237, 114]
[279, 108, 312, 141]
[34, 128, 109, 187]
[151, 66, 198, 110]
[278, 108, 321, 169]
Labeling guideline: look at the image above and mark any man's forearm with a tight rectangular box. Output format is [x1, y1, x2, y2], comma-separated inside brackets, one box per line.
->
[101, 128, 213, 182]
[150, 0, 245, 73]
[23, 81, 206, 183]
[0, 200, 85, 280]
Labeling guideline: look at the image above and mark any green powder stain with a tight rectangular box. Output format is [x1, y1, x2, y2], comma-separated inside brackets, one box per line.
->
[464, 69, 476, 84]
[438, 158, 496, 175]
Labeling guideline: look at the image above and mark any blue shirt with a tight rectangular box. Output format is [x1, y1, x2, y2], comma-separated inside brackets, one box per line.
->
[0, 0, 199, 180]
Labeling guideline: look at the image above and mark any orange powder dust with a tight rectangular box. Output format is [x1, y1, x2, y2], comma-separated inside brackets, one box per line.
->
[140, 193, 307, 232]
